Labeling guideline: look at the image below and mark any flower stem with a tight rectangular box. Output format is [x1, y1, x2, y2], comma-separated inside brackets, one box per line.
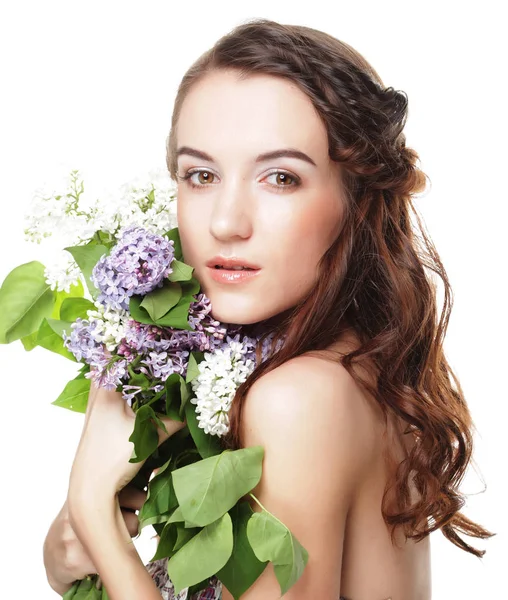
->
[248, 493, 267, 512]
[248, 493, 288, 530]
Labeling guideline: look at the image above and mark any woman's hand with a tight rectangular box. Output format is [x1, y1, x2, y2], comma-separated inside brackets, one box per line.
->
[43, 484, 149, 595]
[67, 376, 186, 511]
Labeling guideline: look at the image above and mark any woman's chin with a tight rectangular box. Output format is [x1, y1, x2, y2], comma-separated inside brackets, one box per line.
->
[207, 301, 271, 327]
[209, 308, 260, 326]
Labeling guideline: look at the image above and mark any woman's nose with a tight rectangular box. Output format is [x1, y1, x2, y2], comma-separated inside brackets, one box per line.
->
[209, 184, 253, 241]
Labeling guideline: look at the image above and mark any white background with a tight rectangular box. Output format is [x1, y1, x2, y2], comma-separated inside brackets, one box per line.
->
[0, 1, 506, 597]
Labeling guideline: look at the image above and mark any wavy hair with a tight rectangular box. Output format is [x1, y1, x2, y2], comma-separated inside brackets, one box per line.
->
[165, 18, 495, 557]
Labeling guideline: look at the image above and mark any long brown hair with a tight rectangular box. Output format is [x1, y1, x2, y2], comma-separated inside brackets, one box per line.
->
[165, 18, 495, 557]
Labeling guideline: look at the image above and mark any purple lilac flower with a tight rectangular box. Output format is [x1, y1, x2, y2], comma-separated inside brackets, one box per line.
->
[87, 358, 128, 391]
[63, 318, 129, 391]
[91, 226, 175, 311]
[139, 349, 190, 380]
[63, 318, 105, 364]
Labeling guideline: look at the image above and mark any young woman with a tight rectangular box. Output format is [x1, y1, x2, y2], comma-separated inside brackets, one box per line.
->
[43, 18, 494, 600]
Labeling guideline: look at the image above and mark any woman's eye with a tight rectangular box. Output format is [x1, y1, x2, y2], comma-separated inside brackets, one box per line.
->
[264, 171, 300, 188]
[177, 168, 300, 191]
[177, 169, 217, 188]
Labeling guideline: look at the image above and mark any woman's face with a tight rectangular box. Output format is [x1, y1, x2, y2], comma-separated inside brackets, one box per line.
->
[175, 69, 345, 325]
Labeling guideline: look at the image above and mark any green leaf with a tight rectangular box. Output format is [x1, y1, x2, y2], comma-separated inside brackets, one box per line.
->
[62, 581, 79, 599]
[184, 399, 222, 459]
[90, 229, 116, 250]
[246, 509, 309, 596]
[153, 301, 194, 330]
[179, 377, 192, 418]
[127, 370, 150, 389]
[216, 502, 268, 599]
[52, 377, 91, 413]
[128, 405, 161, 463]
[20, 329, 39, 351]
[139, 457, 179, 531]
[128, 295, 156, 325]
[60, 297, 95, 322]
[187, 577, 213, 596]
[48, 318, 74, 338]
[140, 280, 182, 321]
[163, 227, 183, 260]
[153, 277, 200, 330]
[172, 446, 264, 527]
[51, 280, 85, 319]
[185, 351, 203, 384]
[36, 318, 77, 361]
[69, 576, 102, 599]
[164, 373, 186, 422]
[167, 505, 185, 523]
[64, 244, 109, 299]
[167, 259, 194, 282]
[167, 512, 234, 594]
[150, 521, 179, 561]
[173, 522, 200, 551]
[0, 261, 55, 344]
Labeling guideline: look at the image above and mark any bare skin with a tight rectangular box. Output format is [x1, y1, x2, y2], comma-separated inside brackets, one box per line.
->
[315, 330, 431, 600]
[221, 328, 431, 600]
[43, 483, 149, 595]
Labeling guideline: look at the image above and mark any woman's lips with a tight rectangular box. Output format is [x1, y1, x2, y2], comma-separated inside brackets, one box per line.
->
[207, 266, 262, 284]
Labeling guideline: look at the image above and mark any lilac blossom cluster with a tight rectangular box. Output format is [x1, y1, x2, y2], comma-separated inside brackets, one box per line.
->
[63, 292, 230, 400]
[91, 225, 175, 311]
[62, 224, 285, 412]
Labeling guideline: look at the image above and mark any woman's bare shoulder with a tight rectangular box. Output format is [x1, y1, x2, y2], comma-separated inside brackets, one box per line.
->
[241, 341, 380, 475]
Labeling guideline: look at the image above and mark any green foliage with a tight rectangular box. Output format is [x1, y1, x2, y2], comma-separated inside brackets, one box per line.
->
[60, 297, 95, 322]
[185, 351, 203, 384]
[164, 372, 188, 422]
[62, 575, 101, 599]
[167, 259, 194, 282]
[129, 276, 200, 331]
[64, 243, 109, 299]
[167, 512, 234, 594]
[51, 280, 85, 319]
[172, 446, 264, 527]
[36, 318, 76, 361]
[52, 374, 91, 413]
[163, 227, 183, 260]
[247, 504, 309, 596]
[138, 457, 179, 531]
[21, 281, 85, 351]
[184, 398, 222, 459]
[216, 502, 268, 600]
[128, 404, 169, 463]
[0, 261, 55, 344]
[139, 280, 182, 321]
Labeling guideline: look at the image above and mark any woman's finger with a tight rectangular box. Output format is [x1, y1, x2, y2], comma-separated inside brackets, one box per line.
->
[120, 508, 140, 537]
[118, 486, 148, 511]
[156, 416, 187, 445]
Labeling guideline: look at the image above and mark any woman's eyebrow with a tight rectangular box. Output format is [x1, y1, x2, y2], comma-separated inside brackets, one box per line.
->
[176, 146, 317, 167]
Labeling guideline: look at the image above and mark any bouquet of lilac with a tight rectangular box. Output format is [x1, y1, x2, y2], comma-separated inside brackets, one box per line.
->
[0, 170, 308, 599]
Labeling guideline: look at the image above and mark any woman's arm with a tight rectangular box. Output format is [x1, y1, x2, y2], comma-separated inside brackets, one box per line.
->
[222, 354, 377, 600]
[42, 498, 93, 596]
[43, 485, 149, 596]
[67, 490, 163, 600]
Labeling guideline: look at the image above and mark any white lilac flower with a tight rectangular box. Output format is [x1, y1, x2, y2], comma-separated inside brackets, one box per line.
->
[44, 250, 83, 293]
[90, 169, 178, 239]
[190, 334, 258, 437]
[86, 303, 130, 352]
[24, 168, 178, 250]
[24, 170, 103, 247]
